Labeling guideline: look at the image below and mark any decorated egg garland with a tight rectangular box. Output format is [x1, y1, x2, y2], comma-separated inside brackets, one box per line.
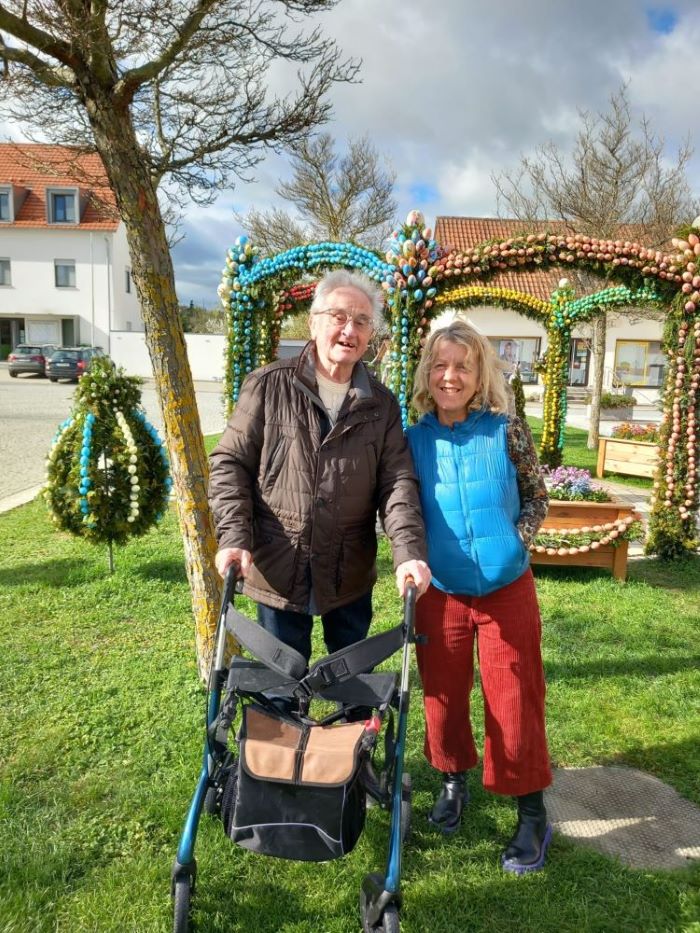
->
[380, 210, 446, 426]
[218, 237, 392, 413]
[44, 357, 171, 549]
[220, 210, 699, 560]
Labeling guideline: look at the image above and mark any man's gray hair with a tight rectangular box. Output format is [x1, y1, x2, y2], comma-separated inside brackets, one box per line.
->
[310, 269, 385, 326]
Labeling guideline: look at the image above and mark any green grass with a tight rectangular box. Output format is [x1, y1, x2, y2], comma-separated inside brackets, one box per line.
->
[1, 443, 698, 932]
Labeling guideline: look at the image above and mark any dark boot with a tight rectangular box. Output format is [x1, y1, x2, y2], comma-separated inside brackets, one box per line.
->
[501, 790, 552, 874]
[428, 772, 469, 834]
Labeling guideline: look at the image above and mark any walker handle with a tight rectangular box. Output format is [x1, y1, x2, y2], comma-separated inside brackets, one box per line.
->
[403, 576, 417, 642]
[220, 560, 241, 620]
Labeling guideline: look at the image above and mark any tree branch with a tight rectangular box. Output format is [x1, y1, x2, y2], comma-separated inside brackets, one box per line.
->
[115, 0, 218, 104]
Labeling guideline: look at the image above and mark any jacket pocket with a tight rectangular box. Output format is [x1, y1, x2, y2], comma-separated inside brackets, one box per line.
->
[261, 438, 289, 494]
[250, 517, 299, 597]
[334, 524, 377, 597]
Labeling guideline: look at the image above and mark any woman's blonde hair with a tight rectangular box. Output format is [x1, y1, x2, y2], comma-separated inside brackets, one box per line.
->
[412, 318, 510, 415]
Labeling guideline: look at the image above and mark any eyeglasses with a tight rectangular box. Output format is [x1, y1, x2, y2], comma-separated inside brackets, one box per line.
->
[313, 309, 375, 332]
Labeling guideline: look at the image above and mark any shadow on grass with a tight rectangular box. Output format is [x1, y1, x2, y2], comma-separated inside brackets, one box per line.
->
[630, 556, 700, 590]
[533, 565, 613, 584]
[130, 559, 188, 583]
[534, 557, 700, 590]
[609, 734, 700, 803]
[544, 653, 700, 683]
[0, 558, 88, 588]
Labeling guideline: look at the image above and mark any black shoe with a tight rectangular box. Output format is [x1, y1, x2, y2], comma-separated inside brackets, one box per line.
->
[501, 791, 552, 874]
[428, 772, 469, 835]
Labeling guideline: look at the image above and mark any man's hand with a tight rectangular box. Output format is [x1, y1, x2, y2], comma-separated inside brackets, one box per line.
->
[215, 547, 252, 579]
[395, 559, 431, 598]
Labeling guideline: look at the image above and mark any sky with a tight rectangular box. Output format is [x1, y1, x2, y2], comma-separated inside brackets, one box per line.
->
[172, 0, 700, 306]
[12, 0, 700, 308]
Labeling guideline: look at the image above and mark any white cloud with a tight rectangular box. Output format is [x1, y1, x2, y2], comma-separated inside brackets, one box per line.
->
[156, 1, 697, 300]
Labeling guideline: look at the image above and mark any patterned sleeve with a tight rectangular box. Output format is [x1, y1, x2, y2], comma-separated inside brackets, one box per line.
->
[506, 415, 549, 547]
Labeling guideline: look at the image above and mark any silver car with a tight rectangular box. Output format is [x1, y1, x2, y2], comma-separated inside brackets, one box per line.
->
[7, 344, 58, 378]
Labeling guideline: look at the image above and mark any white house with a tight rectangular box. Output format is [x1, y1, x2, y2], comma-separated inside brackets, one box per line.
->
[434, 217, 666, 405]
[0, 143, 141, 358]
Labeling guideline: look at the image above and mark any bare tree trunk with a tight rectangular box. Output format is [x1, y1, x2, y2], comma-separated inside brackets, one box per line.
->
[587, 314, 607, 450]
[88, 98, 220, 677]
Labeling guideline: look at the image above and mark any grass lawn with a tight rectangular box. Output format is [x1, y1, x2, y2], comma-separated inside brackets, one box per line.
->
[1, 430, 698, 932]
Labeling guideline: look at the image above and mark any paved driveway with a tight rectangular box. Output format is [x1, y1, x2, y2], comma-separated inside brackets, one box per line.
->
[0, 366, 227, 510]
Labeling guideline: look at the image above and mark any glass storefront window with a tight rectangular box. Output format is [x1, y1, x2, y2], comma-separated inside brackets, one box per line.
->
[614, 340, 666, 387]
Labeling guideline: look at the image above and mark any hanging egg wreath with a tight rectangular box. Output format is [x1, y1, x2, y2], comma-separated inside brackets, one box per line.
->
[44, 356, 171, 546]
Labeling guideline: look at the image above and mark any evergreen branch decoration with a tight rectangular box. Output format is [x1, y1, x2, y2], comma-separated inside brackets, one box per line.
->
[44, 357, 171, 548]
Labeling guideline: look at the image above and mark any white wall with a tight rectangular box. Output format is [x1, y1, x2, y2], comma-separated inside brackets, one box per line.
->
[109, 227, 142, 332]
[110, 331, 227, 381]
[0, 224, 140, 347]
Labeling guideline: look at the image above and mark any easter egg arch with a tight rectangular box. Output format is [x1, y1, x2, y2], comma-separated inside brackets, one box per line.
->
[219, 212, 700, 560]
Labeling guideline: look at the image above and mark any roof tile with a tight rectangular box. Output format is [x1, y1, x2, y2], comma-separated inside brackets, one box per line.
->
[0, 143, 118, 231]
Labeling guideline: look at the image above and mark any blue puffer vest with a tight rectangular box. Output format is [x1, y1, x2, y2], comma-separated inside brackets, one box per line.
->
[407, 409, 529, 596]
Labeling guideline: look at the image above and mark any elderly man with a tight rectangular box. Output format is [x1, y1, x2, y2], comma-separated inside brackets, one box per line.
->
[209, 269, 430, 662]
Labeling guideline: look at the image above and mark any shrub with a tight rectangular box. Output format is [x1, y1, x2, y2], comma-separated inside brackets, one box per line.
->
[509, 368, 527, 421]
[611, 422, 660, 443]
[542, 465, 611, 502]
[44, 357, 172, 546]
[585, 391, 638, 408]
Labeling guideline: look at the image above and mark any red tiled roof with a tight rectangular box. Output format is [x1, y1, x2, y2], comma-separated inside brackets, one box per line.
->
[434, 216, 654, 302]
[0, 143, 119, 231]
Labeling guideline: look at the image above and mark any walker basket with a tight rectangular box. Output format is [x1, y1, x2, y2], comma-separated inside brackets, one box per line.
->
[222, 705, 367, 862]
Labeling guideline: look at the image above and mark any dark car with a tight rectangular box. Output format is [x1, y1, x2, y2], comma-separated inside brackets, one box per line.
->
[7, 344, 59, 378]
[46, 346, 105, 383]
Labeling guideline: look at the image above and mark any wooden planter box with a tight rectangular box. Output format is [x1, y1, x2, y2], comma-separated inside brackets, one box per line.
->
[596, 436, 659, 479]
[530, 500, 641, 581]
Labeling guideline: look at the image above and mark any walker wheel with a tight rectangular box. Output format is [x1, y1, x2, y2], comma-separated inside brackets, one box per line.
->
[366, 905, 399, 933]
[173, 875, 192, 933]
[400, 772, 412, 842]
[203, 784, 221, 816]
[359, 875, 400, 932]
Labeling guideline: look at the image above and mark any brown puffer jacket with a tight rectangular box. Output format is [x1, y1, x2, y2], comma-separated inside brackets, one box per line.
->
[209, 342, 427, 613]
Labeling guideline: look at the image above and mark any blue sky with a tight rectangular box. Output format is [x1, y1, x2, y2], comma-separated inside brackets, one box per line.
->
[166, 0, 700, 306]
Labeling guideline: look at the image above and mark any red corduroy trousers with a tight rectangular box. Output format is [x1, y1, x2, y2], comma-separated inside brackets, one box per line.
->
[415, 568, 552, 796]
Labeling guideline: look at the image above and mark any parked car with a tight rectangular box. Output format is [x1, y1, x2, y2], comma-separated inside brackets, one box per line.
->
[46, 347, 105, 383]
[7, 344, 59, 378]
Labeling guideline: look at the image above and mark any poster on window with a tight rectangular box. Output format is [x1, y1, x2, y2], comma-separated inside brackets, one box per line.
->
[490, 338, 540, 384]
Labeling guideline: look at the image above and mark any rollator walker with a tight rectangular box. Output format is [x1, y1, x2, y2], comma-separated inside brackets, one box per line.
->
[172, 564, 421, 932]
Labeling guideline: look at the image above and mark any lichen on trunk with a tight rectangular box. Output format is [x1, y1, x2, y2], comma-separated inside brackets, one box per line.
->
[90, 109, 221, 678]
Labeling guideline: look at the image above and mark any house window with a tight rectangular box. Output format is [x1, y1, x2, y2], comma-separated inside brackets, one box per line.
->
[614, 340, 666, 388]
[0, 189, 11, 222]
[125, 268, 132, 293]
[48, 189, 77, 224]
[55, 260, 76, 288]
[489, 336, 541, 384]
[0, 259, 11, 286]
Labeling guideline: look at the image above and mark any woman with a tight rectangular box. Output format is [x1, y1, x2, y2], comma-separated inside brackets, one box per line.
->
[407, 320, 552, 875]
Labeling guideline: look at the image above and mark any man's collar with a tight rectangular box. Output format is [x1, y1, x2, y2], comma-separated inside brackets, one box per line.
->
[295, 341, 375, 408]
